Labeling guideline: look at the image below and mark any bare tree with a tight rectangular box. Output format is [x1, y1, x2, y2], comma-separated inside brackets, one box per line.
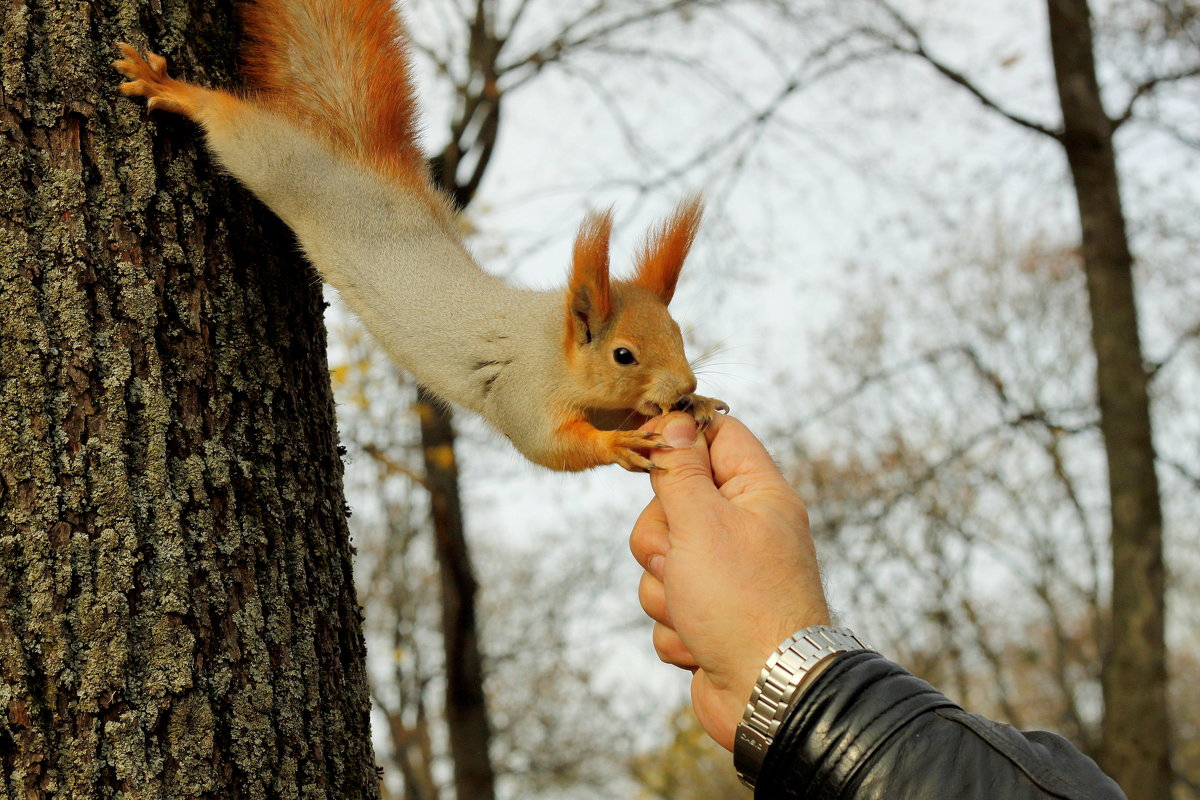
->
[822, 1, 1200, 795]
[784, 211, 1198, 798]
[789, 230, 1101, 731]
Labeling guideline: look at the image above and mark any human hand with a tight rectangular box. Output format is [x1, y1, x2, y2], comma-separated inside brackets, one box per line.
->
[629, 412, 830, 751]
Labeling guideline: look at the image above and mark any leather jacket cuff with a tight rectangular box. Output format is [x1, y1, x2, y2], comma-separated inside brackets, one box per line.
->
[755, 651, 958, 798]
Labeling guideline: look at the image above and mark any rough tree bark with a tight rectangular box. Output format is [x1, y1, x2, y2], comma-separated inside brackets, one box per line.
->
[1046, 1, 1170, 797]
[0, 1, 379, 797]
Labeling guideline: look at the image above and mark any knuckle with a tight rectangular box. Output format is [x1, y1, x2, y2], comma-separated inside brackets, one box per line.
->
[651, 623, 683, 663]
[638, 574, 667, 621]
[628, 528, 644, 561]
[653, 460, 712, 493]
[630, 536, 662, 568]
[665, 458, 710, 482]
[637, 571, 656, 604]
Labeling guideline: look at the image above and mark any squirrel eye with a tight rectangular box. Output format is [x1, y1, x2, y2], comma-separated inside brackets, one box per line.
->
[613, 347, 637, 366]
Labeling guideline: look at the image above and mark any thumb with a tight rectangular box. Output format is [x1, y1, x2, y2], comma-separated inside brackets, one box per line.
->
[648, 413, 722, 525]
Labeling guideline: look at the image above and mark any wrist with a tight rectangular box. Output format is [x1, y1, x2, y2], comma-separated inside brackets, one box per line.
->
[733, 625, 872, 789]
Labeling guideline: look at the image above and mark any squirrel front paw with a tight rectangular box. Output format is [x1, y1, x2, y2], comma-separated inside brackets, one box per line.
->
[605, 430, 669, 473]
[673, 393, 730, 429]
[113, 43, 206, 119]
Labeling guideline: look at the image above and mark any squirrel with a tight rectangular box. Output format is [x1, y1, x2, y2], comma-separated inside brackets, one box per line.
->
[111, 0, 727, 472]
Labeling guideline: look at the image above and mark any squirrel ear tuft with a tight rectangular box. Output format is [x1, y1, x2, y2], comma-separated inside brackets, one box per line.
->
[634, 194, 703, 305]
[567, 209, 613, 346]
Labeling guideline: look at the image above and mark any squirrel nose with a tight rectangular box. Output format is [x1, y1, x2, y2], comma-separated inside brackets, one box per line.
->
[655, 370, 696, 407]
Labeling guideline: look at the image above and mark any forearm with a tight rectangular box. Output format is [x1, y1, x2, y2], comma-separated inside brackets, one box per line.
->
[756, 652, 1126, 800]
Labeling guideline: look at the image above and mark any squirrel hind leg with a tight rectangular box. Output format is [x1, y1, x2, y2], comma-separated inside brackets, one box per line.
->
[113, 43, 211, 120]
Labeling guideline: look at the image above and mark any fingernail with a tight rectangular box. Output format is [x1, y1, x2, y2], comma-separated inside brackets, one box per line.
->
[662, 416, 697, 449]
[648, 554, 665, 580]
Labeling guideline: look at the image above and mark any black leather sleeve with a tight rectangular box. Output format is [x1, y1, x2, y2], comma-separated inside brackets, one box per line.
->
[755, 651, 1126, 800]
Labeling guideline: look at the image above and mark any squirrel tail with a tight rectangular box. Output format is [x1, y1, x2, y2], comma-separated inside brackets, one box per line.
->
[241, 0, 428, 188]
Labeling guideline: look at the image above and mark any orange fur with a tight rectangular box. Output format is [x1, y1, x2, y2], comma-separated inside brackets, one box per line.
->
[634, 195, 704, 304]
[240, 0, 427, 190]
[551, 415, 663, 472]
[565, 210, 614, 352]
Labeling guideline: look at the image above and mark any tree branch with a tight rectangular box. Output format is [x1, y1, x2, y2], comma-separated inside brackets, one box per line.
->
[1113, 64, 1200, 128]
[1148, 319, 1200, 380]
[502, 0, 537, 40]
[498, 0, 718, 88]
[362, 442, 431, 491]
[1161, 455, 1200, 492]
[460, 97, 501, 203]
[797, 344, 997, 427]
[868, 0, 1061, 140]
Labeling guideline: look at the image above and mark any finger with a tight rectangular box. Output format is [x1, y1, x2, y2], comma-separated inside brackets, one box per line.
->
[703, 413, 792, 495]
[629, 498, 670, 571]
[638, 571, 671, 626]
[644, 413, 722, 527]
[653, 622, 698, 670]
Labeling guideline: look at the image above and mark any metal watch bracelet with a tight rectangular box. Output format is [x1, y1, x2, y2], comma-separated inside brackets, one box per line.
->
[734, 625, 872, 789]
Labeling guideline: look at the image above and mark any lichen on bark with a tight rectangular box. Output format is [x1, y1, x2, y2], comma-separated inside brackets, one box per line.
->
[0, 1, 379, 797]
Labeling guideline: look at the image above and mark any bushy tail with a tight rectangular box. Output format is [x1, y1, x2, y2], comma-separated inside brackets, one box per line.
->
[241, 0, 427, 188]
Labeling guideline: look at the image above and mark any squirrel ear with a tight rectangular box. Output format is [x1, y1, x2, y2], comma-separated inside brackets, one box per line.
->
[634, 195, 703, 305]
[567, 210, 614, 346]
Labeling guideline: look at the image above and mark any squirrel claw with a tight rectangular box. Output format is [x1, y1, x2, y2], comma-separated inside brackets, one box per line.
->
[608, 430, 664, 472]
[615, 450, 660, 473]
[673, 393, 730, 429]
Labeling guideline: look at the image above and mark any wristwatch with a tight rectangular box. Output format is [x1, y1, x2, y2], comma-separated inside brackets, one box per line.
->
[734, 625, 872, 788]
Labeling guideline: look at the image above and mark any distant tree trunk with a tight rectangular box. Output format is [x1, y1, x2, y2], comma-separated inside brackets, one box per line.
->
[0, 2, 378, 797]
[415, 388, 496, 800]
[377, 697, 439, 800]
[1046, 1, 1170, 797]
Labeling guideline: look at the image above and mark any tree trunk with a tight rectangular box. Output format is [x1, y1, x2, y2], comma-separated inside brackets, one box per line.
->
[0, 2, 379, 797]
[1045, 1, 1170, 797]
[415, 388, 496, 800]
